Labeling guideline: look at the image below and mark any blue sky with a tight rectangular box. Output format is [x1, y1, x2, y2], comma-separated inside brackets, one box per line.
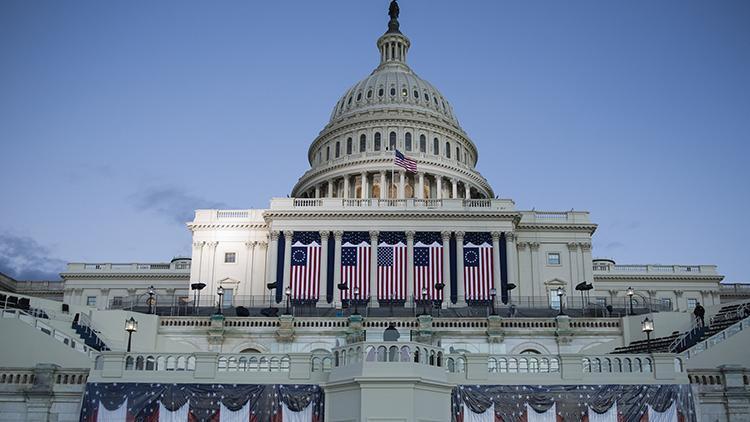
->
[0, 0, 748, 283]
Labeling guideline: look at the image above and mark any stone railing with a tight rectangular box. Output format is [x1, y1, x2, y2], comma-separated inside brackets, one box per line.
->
[0, 308, 99, 358]
[67, 262, 190, 272]
[519, 211, 591, 224]
[271, 197, 515, 212]
[332, 341, 446, 369]
[0, 366, 89, 387]
[217, 354, 291, 372]
[593, 264, 717, 275]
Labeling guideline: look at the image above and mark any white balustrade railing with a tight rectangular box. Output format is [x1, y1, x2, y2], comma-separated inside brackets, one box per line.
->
[0, 308, 98, 358]
[218, 354, 290, 372]
[216, 210, 250, 218]
[332, 341, 445, 369]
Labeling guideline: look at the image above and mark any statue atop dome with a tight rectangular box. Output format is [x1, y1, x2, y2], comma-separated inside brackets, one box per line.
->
[387, 0, 401, 34]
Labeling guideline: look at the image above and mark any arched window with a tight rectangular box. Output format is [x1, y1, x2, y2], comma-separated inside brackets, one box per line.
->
[445, 142, 451, 158]
[367, 89, 373, 99]
[335, 141, 340, 158]
[433, 138, 439, 155]
[419, 135, 426, 153]
[239, 348, 261, 354]
[346, 137, 352, 155]
[347, 96, 352, 105]
[413, 90, 419, 99]
[389, 132, 397, 150]
[405, 133, 412, 151]
[425, 93, 430, 103]
[359, 134, 366, 152]
[374, 133, 381, 151]
[326, 146, 330, 161]
[390, 87, 396, 96]
[378, 88, 384, 97]
[401, 88, 408, 97]
[317, 150, 321, 163]
[456, 147, 460, 161]
[356, 92, 362, 101]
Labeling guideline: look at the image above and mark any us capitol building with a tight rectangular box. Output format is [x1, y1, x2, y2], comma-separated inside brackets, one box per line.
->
[1, 2, 748, 421]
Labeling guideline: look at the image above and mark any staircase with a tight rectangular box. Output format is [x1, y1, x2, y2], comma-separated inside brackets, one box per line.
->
[72, 313, 110, 352]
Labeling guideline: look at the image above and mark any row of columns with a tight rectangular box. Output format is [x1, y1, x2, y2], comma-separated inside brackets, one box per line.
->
[305, 171, 478, 200]
[267, 230, 517, 307]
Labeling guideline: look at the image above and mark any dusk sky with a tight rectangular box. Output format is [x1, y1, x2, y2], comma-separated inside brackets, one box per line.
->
[1, 0, 748, 283]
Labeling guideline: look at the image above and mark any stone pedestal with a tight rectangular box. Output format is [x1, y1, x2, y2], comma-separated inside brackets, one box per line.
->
[275, 314, 295, 342]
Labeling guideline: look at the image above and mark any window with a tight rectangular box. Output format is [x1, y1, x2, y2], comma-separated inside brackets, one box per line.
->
[425, 93, 430, 102]
[224, 252, 236, 263]
[549, 290, 561, 310]
[356, 92, 362, 101]
[688, 298, 698, 309]
[346, 137, 352, 155]
[405, 133, 412, 151]
[433, 138, 439, 155]
[335, 141, 340, 158]
[445, 142, 451, 158]
[547, 253, 561, 265]
[222, 288, 233, 308]
[401, 87, 408, 97]
[389, 132, 397, 150]
[367, 89, 373, 99]
[347, 96, 352, 105]
[413, 90, 419, 99]
[359, 134, 366, 152]
[419, 135, 426, 152]
[317, 150, 322, 164]
[378, 88, 384, 97]
[86, 296, 97, 307]
[596, 297, 607, 307]
[390, 87, 396, 96]
[456, 147, 460, 161]
[374, 133, 381, 151]
[326, 146, 330, 161]
[661, 298, 673, 310]
[112, 296, 123, 307]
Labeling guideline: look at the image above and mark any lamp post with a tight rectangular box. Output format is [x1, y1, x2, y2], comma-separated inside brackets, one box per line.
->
[147, 285, 155, 314]
[190, 282, 206, 315]
[284, 287, 291, 315]
[489, 288, 497, 316]
[421, 287, 428, 316]
[435, 282, 445, 318]
[353, 286, 360, 315]
[216, 286, 224, 315]
[557, 287, 565, 316]
[125, 317, 138, 352]
[506, 283, 516, 305]
[627, 286, 635, 315]
[642, 317, 654, 353]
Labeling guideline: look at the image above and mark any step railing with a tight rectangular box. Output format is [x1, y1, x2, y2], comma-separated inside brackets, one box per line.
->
[0, 308, 99, 358]
[681, 307, 750, 359]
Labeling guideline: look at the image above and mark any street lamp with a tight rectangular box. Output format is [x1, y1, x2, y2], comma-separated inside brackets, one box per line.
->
[506, 283, 516, 305]
[421, 287, 428, 316]
[216, 286, 224, 315]
[124, 317, 138, 352]
[627, 286, 635, 315]
[353, 286, 360, 315]
[642, 317, 655, 353]
[556, 287, 565, 316]
[190, 282, 206, 315]
[147, 285, 155, 314]
[489, 288, 497, 316]
[284, 287, 292, 315]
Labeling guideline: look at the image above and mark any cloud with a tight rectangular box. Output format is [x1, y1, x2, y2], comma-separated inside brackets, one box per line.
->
[131, 186, 227, 224]
[0, 232, 65, 280]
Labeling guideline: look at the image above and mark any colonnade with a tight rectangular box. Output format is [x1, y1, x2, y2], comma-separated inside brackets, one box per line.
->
[302, 171, 485, 200]
[266, 230, 517, 307]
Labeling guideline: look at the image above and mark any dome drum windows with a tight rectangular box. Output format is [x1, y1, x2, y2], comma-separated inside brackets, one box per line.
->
[359, 134, 366, 152]
[445, 142, 451, 158]
[390, 87, 396, 97]
[346, 138, 353, 155]
[401, 87, 408, 98]
[356, 92, 362, 101]
[367, 90, 373, 99]
[433, 138, 439, 155]
[389, 132, 397, 150]
[378, 88, 384, 97]
[413, 90, 419, 99]
[374, 133, 382, 151]
[335, 142, 341, 158]
[419, 135, 426, 153]
[405, 133, 412, 151]
[326, 146, 330, 161]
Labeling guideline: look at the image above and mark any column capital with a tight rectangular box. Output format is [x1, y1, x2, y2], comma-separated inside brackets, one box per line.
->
[646, 290, 658, 297]
[405, 230, 415, 239]
[193, 241, 205, 248]
[283, 230, 294, 238]
[245, 241, 257, 248]
[454, 231, 465, 240]
[529, 242, 540, 251]
[441, 231, 452, 241]
[516, 241, 528, 250]
[491, 231, 502, 240]
[257, 240, 268, 247]
[578, 242, 592, 251]
[674, 290, 684, 297]
[567, 242, 579, 251]
[334, 230, 344, 240]
[369, 230, 379, 240]
[269, 231, 280, 241]
[504, 232, 515, 242]
[206, 241, 219, 248]
[319, 230, 330, 240]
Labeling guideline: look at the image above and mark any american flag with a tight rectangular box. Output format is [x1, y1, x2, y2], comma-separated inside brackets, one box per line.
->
[394, 149, 417, 172]
[290, 232, 321, 301]
[341, 232, 370, 301]
[377, 232, 407, 301]
[414, 232, 444, 301]
[463, 232, 494, 301]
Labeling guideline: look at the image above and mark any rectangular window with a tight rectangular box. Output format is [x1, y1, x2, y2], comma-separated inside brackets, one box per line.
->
[224, 252, 236, 263]
[687, 298, 698, 309]
[326, 146, 330, 160]
[222, 288, 233, 308]
[547, 252, 561, 265]
[86, 296, 97, 307]
[549, 290, 561, 310]
[112, 296, 123, 307]
[335, 142, 340, 158]
[660, 298, 672, 310]
[346, 138, 352, 155]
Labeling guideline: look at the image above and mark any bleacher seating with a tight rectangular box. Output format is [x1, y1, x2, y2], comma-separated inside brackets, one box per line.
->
[612, 301, 750, 354]
[71, 317, 110, 352]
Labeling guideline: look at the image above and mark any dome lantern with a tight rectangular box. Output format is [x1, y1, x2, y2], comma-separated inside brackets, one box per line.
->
[377, 1, 410, 68]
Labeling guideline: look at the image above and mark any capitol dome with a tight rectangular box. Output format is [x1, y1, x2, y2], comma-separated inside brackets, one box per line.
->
[292, 1, 494, 201]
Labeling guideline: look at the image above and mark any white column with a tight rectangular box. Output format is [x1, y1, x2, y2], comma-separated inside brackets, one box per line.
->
[406, 231, 415, 304]
[333, 231, 343, 304]
[418, 172, 425, 199]
[505, 233, 517, 300]
[436, 176, 443, 199]
[207, 241, 218, 290]
[343, 175, 350, 199]
[464, 183, 471, 199]
[441, 231, 452, 306]
[399, 170, 405, 199]
[369, 231, 379, 307]
[244, 241, 256, 294]
[568, 243, 579, 289]
[530, 242, 541, 299]
[361, 172, 368, 199]
[282, 230, 293, 296]
[380, 171, 387, 199]
[314, 184, 320, 198]
[327, 180, 333, 198]
[266, 231, 279, 287]
[580, 242, 593, 284]
[318, 231, 329, 306]
[455, 231, 465, 304]
[491, 231, 502, 307]
[451, 178, 458, 199]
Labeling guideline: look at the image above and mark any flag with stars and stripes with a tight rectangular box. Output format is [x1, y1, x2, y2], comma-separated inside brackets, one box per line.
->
[414, 232, 444, 301]
[394, 149, 417, 172]
[377, 232, 407, 301]
[463, 232, 494, 301]
[341, 232, 371, 301]
[290, 232, 321, 301]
